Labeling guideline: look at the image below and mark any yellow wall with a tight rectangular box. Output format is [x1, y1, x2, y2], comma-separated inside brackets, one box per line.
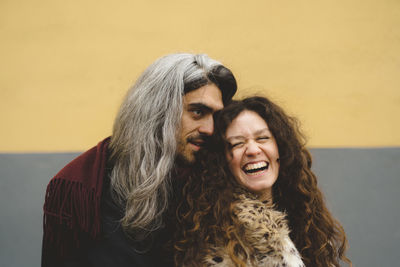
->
[1, 0, 399, 152]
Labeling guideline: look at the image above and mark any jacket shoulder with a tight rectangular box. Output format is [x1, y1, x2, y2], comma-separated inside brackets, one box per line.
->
[42, 137, 110, 266]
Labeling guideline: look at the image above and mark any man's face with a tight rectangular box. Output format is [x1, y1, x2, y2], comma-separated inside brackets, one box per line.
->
[177, 83, 224, 163]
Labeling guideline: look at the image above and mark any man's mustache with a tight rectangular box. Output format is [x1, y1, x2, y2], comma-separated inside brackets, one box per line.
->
[187, 134, 211, 146]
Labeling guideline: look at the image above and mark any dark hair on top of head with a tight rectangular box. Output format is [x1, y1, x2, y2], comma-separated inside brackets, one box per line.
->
[184, 62, 237, 105]
[174, 96, 351, 267]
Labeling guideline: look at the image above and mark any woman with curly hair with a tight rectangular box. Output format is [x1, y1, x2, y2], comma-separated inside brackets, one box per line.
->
[174, 96, 351, 267]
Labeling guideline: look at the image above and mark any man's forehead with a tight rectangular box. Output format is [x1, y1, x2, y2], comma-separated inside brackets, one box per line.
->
[184, 84, 224, 111]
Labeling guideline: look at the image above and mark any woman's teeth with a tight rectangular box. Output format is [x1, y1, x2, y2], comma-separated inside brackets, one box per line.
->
[243, 162, 269, 174]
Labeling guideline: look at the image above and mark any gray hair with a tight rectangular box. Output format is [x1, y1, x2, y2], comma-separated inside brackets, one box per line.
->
[109, 53, 236, 236]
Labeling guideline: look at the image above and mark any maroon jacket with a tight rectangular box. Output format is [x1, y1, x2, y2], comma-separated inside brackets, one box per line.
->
[42, 137, 110, 266]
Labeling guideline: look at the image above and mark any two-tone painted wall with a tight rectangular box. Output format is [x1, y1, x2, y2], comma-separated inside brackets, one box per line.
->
[1, 1, 399, 266]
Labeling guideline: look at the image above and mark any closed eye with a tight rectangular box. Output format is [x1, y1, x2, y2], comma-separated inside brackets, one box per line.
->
[230, 142, 244, 148]
[257, 136, 270, 142]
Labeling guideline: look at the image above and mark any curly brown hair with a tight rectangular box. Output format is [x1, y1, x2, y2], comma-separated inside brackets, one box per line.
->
[174, 96, 351, 266]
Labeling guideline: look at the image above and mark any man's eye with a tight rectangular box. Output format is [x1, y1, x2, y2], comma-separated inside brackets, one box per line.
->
[192, 109, 204, 117]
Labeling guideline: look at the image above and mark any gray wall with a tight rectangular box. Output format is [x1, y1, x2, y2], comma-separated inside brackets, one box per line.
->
[1, 148, 399, 266]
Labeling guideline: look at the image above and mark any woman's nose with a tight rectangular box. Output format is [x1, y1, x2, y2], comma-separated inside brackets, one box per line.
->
[245, 141, 261, 156]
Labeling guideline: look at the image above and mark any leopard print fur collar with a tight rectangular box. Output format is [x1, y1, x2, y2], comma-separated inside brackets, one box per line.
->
[202, 192, 305, 267]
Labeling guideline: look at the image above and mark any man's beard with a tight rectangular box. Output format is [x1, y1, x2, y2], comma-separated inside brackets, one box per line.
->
[176, 134, 210, 165]
[175, 152, 197, 168]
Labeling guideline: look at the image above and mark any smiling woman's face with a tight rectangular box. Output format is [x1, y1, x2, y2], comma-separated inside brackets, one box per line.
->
[225, 110, 280, 200]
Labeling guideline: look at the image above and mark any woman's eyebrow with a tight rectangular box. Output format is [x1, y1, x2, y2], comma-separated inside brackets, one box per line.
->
[226, 135, 245, 142]
[254, 128, 270, 135]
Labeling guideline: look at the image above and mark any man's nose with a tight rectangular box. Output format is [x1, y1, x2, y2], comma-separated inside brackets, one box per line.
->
[198, 116, 214, 136]
[245, 141, 261, 156]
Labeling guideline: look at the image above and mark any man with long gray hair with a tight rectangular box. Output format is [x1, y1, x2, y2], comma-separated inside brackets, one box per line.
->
[42, 53, 237, 266]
